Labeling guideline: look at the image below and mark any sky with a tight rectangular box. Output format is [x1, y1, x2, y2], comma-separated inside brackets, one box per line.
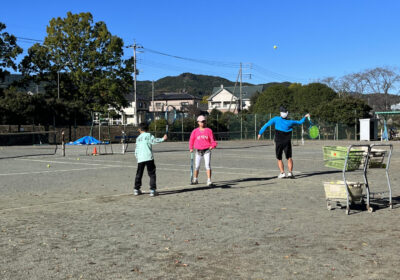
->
[2, 0, 400, 85]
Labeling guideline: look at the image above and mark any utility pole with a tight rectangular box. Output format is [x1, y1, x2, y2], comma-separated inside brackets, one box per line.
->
[152, 80, 155, 120]
[239, 62, 243, 112]
[127, 42, 143, 125]
[57, 71, 60, 99]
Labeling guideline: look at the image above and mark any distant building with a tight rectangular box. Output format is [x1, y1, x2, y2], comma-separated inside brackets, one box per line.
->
[391, 103, 400, 110]
[112, 94, 150, 125]
[208, 85, 263, 113]
[150, 92, 201, 114]
[114, 92, 203, 125]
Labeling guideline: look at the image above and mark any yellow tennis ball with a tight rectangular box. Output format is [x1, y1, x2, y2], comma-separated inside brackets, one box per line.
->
[77, 158, 80, 161]
[47, 164, 51, 168]
[273, 45, 277, 49]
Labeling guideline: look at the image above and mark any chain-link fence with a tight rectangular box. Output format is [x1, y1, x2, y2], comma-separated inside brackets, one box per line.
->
[2, 112, 399, 145]
[149, 113, 361, 142]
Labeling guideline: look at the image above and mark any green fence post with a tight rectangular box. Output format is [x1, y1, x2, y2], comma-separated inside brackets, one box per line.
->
[181, 113, 184, 142]
[254, 114, 257, 140]
[269, 113, 272, 140]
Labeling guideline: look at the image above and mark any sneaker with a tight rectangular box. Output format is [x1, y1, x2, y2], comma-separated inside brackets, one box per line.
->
[287, 172, 294, 179]
[133, 189, 142, 196]
[149, 189, 158, 197]
[192, 178, 198, 185]
[207, 180, 213, 186]
[278, 173, 286, 179]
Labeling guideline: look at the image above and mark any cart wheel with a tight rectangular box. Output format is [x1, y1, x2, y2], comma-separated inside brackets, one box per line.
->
[345, 208, 350, 215]
[327, 203, 332, 211]
[368, 206, 374, 213]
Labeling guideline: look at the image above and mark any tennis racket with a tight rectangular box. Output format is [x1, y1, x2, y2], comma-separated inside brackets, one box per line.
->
[307, 116, 319, 139]
[190, 152, 194, 184]
[165, 107, 177, 134]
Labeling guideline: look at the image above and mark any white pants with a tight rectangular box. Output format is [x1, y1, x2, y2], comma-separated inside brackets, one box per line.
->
[195, 149, 211, 171]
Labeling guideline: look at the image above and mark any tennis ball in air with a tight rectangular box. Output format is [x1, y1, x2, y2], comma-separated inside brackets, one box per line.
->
[77, 158, 80, 161]
[47, 164, 51, 168]
[273, 45, 277, 49]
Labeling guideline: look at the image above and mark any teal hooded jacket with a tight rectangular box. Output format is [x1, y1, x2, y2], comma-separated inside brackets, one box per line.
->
[135, 132, 165, 163]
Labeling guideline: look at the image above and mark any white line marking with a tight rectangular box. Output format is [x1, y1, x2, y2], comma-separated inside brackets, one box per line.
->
[0, 166, 113, 176]
[55, 157, 294, 172]
[15, 158, 302, 176]
[0, 180, 311, 212]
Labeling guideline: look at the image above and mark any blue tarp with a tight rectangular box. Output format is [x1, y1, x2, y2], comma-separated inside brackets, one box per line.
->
[66, 136, 102, 145]
[382, 120, 389, 141]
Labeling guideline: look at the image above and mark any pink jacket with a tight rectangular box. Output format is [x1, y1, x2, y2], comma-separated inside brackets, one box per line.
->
[189, 128, 217, 150]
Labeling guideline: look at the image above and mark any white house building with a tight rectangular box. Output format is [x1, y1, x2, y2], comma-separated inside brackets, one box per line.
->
[111, 94, 150, 125]
[391, 103, 400, 110]
[207, 85, 263, 113]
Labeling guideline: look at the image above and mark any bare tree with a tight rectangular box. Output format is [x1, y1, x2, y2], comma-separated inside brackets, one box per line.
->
[362, 66, 400, 110]
[318, 77, 345, 96]
[341, 73, 369, 96]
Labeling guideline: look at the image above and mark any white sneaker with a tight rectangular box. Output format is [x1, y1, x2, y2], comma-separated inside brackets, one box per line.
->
[192, 178, 198, 185]
[207, 180, 213, 186]
[287, 172, 294, 179]
[278, 173, 286, 179]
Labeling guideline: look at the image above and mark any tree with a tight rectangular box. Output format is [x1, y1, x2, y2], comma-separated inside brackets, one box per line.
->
[293, 83, 337, 116]
[317, 96, 371, 139]
[201, 95, 209, 104]
[0, 22, 23, 81]
[251, 85, 293, 115]
[248, 91, 261, 113]
[362, 66, 400, 110]
[19, 12, 133, 115]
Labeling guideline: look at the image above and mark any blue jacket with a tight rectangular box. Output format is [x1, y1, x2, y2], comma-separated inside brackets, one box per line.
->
[259, 116, 306, 134]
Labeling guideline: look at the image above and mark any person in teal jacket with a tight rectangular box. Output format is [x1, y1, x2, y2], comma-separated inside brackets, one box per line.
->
[134, 123, 167, 197]
[258, 106, 310, 179]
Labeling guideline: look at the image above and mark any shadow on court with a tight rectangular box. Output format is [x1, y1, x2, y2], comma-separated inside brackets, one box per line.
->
[294, 170, 343, 178]
[159, 176, 276, 196]
[216, 144, 272, 150]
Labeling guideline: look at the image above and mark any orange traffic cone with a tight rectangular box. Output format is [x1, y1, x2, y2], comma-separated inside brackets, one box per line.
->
[92, 146, 98, 156]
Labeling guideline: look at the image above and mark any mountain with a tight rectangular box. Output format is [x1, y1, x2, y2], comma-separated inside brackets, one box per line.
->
[137, 73, 254, 98]
[358, 93, 400, 112]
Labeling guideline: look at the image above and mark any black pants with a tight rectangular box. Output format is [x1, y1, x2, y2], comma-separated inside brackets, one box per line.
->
[135, 160, 156, 190]
[275, 130, 292, 160]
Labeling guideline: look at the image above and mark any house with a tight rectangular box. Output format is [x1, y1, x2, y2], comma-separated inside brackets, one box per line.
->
[208, 85, 263, 113]
[391, 103, 400, 110]
[114, 94, 150, 125]
[150, 92, 201, 115]
[113, 92, 202, 125]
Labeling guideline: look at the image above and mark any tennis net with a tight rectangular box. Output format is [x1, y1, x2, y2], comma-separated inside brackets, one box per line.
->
[0, 131, 59, 159]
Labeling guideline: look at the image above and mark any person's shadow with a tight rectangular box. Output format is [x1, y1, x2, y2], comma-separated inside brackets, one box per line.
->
[294, 170, 342, 178]
[158, 176, 276, 196]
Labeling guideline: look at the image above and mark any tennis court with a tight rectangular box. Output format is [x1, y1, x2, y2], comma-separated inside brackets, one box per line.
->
[1, 140, 400, 279]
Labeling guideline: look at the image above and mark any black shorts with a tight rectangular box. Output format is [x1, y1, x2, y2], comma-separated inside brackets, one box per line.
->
[274, 130, 292, 160]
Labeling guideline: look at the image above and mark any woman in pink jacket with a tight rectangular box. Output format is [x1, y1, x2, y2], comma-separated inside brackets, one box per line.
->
[189, 115, 218, 186]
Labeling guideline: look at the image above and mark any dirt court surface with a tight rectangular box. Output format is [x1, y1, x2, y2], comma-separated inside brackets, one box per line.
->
[1, 140, 400, 280]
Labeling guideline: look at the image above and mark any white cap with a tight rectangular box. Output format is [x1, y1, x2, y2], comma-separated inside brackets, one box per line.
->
[197, 115, 206, 122]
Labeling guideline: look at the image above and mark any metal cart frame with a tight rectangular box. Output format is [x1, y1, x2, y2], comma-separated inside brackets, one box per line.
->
[342, 144, 393, 215]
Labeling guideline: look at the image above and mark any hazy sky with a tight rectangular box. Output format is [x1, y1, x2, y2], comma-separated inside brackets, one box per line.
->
[2, 0, 399, 84]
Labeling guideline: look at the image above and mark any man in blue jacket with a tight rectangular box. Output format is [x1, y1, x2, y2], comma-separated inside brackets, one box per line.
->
[258, 106, 310, 179]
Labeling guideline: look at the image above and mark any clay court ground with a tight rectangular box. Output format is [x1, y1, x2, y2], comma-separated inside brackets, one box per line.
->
[1, 140, 400, 279]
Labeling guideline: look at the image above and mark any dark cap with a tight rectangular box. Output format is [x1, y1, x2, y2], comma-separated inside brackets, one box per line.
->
[279, 106, 288, 113]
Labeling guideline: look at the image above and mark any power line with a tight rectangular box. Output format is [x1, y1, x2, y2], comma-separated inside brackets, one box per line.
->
[13, 35, 305, 83]
[16, 36, 43, 43]
[143, 47, 240, 68]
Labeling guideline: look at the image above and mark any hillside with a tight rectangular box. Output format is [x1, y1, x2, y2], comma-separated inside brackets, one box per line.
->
[137, 72, 290, 97]
[358, 93, 400, 112]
